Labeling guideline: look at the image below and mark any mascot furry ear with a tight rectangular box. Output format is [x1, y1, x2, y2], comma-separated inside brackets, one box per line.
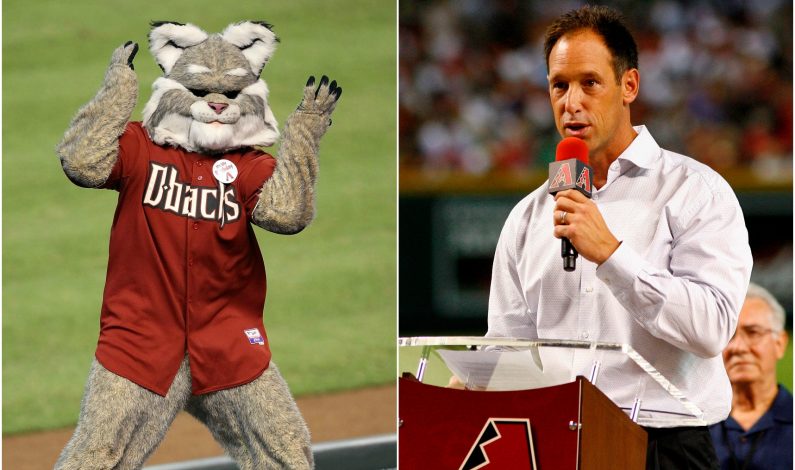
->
[221, 21, 279, 76]
[142, 20, 280, 153]
[148, 22, 209, 74]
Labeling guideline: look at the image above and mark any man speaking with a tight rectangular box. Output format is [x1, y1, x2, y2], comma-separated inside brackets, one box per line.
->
[485, 5, 752, 469]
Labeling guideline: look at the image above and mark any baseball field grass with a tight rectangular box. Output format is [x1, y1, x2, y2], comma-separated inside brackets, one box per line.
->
[3, 0, 396, 434]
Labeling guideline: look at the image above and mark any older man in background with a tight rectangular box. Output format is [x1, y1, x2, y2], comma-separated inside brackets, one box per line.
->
[710, 283, 793, 469]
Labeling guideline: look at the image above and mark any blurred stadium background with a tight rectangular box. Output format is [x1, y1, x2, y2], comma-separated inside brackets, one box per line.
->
[4, 0, 395, 467]
[398, 0, 793, 388]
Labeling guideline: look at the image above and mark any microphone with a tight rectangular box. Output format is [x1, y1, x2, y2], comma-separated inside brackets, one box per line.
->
[548, 137, 592, 271]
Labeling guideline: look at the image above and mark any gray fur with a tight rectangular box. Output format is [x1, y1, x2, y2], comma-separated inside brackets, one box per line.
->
[251, 78, 339, 234]
[236, 93, 269, 120]
[186, 365, 313, 469]
[169, 37, 256, 90]
[55, 359, 312, 470]
[56, 43, 138, 188]
[54, 359, 192, 469]
[145, 88, 196, 128]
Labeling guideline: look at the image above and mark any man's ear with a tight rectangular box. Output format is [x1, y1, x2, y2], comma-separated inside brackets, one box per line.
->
[621, 68, 639, 105]
[221, 21, 279, 77]
[775, 330, 788, 360]
[148, 21, 208, 75]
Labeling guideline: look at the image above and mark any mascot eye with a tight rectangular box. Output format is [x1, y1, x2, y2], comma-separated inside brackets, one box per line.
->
[188, 88, 210, 98]
[223, 90, 240, 100]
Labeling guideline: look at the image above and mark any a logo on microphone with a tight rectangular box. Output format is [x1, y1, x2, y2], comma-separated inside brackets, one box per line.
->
[576, 166, 591, 193]
[550, 163, 572, 188]
[459, 418, 536, 470]
[548, 160, 592, 197]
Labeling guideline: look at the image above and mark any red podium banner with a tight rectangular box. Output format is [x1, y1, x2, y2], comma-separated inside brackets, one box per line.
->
[399, 376, 646, 469]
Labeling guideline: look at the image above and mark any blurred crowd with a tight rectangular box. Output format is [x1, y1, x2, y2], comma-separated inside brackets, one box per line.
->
[399, 0, 793, 179]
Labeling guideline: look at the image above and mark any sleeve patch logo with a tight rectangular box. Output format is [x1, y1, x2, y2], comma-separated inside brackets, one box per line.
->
[243, 328, 265, 345]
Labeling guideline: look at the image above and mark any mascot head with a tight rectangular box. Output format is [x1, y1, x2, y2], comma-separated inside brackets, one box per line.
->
[142, 21, 280, 154]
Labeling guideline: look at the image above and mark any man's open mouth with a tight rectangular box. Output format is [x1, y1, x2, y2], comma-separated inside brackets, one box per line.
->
[564, 122, 589, 136]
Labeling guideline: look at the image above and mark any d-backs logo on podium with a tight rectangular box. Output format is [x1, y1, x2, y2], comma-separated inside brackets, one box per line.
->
[460, 418, 537, 470]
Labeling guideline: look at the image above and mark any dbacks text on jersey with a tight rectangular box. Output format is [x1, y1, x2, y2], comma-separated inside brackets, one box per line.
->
[143, 162, 241, 227]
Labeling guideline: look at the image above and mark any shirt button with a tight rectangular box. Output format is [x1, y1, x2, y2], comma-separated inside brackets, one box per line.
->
[585, 286, 593, 293]
[581, 332, 590, 339]
[198, 162, 204, 167]
[197, 175, 203, 181]
[592, 194, 598, 200]
[193, 222, 199, 230]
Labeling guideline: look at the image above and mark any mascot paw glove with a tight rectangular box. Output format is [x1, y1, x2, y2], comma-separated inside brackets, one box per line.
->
[297, 75, 342, 119]
[110, 41, 139, 70]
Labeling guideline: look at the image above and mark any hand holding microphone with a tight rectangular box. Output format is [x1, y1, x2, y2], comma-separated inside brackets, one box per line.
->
[548, 138, 620, 270]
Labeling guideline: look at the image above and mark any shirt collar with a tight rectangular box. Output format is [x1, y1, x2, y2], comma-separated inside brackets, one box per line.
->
[769, 384, 793, 424]
[615, 125, 661, 171]
[727, 385, 794, 434]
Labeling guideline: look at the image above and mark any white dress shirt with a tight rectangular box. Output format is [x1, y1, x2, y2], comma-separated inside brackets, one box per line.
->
[486, 126, 753, 426]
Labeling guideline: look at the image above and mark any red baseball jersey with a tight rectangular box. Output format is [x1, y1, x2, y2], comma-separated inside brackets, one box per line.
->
[90, 122, 277, 396]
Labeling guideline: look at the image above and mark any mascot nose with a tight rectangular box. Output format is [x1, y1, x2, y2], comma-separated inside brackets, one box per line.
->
[208, 102, 228, 114]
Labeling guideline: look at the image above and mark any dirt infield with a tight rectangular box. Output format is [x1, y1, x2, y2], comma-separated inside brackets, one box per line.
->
[3, 384, 395, 469]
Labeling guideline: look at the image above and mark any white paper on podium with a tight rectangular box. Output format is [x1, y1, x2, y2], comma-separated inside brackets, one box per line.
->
[437, 348, 573, 391]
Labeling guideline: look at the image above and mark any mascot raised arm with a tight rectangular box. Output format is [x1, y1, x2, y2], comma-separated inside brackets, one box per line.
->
[54, 21, 340, 470]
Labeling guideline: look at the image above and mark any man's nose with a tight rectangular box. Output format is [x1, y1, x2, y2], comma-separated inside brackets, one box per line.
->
[564, 86, 583, 114]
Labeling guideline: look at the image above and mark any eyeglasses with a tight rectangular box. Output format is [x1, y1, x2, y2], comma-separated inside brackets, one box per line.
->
[728, 326, 776, 346]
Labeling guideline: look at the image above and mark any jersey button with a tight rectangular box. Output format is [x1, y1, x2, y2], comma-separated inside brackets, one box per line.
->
[197, 162, 204, 167]
[193, 222, 199, 230]
[197, 175, 203, 181]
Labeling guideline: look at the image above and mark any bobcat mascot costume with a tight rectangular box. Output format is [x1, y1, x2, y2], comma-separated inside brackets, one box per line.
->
[54, 21, 340, 469]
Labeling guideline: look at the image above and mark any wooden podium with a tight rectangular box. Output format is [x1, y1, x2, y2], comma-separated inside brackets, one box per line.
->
[399, 375, 647, 469]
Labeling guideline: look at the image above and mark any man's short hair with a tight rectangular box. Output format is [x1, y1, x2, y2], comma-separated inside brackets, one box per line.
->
[746, 282, 786, 333]
[543, 5, 639, 83]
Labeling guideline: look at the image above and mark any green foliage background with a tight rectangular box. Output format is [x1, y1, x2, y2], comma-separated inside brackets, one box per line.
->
[3, 0, 396, 433]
